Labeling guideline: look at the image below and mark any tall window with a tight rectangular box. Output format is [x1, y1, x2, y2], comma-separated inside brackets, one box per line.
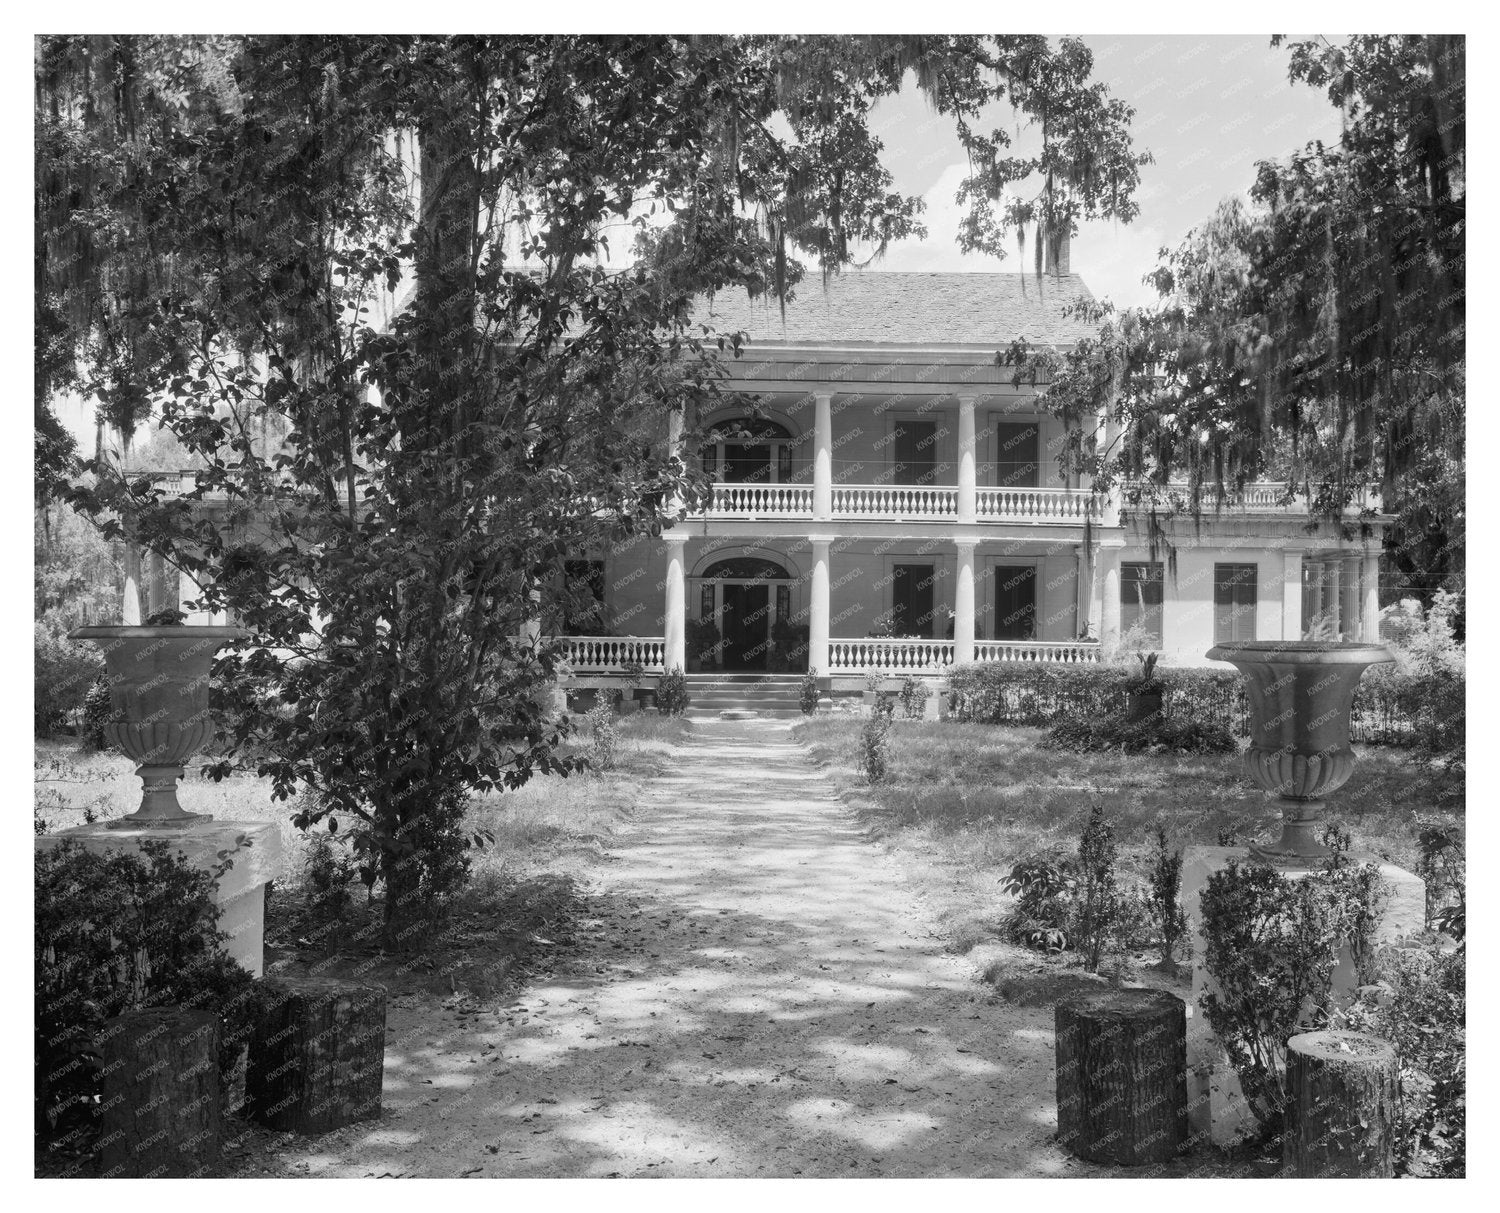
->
[892, 564, 937, 637]
[1214, 563, 1258, 643]
[892, 419, 938, 485]
[992, 565, 1036, 640]
[1120, 561, 1164, 645]
[994, 421, 1040, 488]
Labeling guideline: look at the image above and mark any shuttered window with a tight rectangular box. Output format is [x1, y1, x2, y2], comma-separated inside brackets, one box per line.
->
[1120, 562, 1164, 645]
[1214, 563, 1258, 643]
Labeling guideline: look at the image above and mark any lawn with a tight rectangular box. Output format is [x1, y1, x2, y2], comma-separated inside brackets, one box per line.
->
[793, 715, 1463, 957]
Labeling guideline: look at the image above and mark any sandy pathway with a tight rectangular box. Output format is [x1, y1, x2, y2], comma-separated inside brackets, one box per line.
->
[247, 718, 1098, 1177]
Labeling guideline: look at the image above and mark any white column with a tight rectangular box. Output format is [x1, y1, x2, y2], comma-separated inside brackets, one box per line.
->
[957, 394, 977, 524]
[122, 544, 143, 625]
[663, 535, 687, 672]
[1361, 551, 1381, 642]
[810, 538, 831, 675]
[1097, 405, 1122, 528]
[1342, 555, 1360, 641]
[954, 540, 976, 666]
[1099, 546, 1122, 651]
[1281, 548, 1304, 640]
[666, 407, 685, 519]
[1327, 558, 1343, 637]
[813, 392, 833, 521]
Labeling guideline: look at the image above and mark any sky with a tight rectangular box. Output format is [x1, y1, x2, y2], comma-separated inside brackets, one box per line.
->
[866, 34, 1342, 306]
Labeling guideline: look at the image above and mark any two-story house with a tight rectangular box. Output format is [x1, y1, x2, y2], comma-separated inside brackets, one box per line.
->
[553, 267, 1389, 698]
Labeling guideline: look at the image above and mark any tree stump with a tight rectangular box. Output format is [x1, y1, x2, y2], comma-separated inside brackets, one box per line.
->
[1284, 1031, 1398, 1177]
[97, 1008, 221, 1178]
[1055, 988, 1187, 1165]
[246, 977, 386, 1135]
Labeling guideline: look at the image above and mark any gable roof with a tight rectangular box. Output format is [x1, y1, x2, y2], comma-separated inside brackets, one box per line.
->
[697, 271, 1098, 349]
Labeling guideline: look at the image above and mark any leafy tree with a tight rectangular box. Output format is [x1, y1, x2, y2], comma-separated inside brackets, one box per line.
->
[38, 35, 1145, 946]
[1011, 36, 1464, 602]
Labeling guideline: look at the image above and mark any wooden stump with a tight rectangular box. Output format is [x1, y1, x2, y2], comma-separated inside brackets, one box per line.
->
[1284, 1031, 1398, 1177]
[1055, 988, 1187, 1165]
[97, 1008, 221, 1178]
[246, 977, 386, 1135]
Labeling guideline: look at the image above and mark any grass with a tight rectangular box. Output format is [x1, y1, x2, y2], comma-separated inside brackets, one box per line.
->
[794, 716, 1464, 957]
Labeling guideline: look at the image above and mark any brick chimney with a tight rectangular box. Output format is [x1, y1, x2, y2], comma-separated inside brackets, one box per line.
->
[1044, 230, 1071, 275]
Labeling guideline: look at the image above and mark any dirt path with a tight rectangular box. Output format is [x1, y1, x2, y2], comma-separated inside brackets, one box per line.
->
[240, 719, 1107, 1178]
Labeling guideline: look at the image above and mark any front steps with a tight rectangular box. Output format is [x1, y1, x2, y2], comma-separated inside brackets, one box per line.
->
[682, 672, 808, 720]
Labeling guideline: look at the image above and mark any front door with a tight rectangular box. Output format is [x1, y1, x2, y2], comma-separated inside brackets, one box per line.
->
[721, 583, 771, 670]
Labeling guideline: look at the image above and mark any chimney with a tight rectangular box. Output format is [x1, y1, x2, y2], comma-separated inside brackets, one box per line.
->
[1044, 230, 1071, 276]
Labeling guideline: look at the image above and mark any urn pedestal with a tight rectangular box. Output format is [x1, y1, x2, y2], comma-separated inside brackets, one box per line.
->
[68, 625, 247, 827]
[1206, 640, 1393, 864]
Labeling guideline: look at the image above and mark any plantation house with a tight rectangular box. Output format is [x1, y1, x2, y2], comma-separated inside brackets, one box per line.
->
[142, 253, 1388, 693]
[558, 259, 1388, 691]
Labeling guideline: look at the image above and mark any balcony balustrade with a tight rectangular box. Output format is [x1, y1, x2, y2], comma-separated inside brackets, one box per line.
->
[554, 636, 666, 674]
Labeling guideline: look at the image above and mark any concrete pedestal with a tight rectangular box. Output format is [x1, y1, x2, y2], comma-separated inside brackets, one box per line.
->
[36, 819, 284, 977]
[1182, 846, 1424, 1147]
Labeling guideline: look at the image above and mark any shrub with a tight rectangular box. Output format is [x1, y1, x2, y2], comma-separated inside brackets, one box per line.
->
[999, 847, 1077, 951]
[898, 676, 931, 720]
[1197, 845, 1386, 1138]
[78, 675, 113, 752]
[1334, 945, 1465, 1176]
[656, 666, 690, 716]
[585, 698, 618, 770]
[34, 620, 103, 736]
[770, 619, 810, 672]
[860, 710, 890, 783]
[35, 840, 258, 1153]
[1148, 822, 1188, 968]
[302, 832, 359, 936]
[1074, 799, 1122, 973]
[1044, 713, 1236, 754]
[799, 668, 820, 715]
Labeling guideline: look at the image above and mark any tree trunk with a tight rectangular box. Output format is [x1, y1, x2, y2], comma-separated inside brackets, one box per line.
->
[1055, 987, 1187, 1165]
[245, 977, 386, 1135]
[1283, 1030, 1398, 1177]
[96, 1008, 221, 1178]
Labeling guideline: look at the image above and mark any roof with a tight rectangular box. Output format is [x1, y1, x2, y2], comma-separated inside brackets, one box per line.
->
[696, 271, 1098, 349]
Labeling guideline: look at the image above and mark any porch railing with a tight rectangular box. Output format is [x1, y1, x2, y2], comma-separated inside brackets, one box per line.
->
[976, 486, 1093, 521]
[973, 640, 1101, 664]
[553, 636, 666, 674]
[831, 484, 960, 519]
[828, 638, 956, 672]
[708, 483, 816, 516]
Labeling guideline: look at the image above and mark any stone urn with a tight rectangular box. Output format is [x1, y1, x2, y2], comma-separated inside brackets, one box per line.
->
[69, 625, 248, 827]
[1206, 640, 1394, 864]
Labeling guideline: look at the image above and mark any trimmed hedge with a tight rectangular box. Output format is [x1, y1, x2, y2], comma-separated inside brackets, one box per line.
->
[948, 661, 1462, 748]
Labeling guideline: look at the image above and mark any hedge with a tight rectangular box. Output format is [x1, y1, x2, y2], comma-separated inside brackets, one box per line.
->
[947, 661, 1462, 748]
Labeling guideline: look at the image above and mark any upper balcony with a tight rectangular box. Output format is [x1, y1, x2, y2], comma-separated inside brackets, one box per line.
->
[694, 482, 1094, 524]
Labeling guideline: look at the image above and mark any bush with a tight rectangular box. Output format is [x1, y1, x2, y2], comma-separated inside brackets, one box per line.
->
[799, 668, 820, 715]
[302, 832, 359, 937]
[999, 848, 1076, 952]
[78, 675, 114, 752]
[1148, 822, 1188, 968]
[1044, 713, 1236, 754]
[585, 698, 618, 770]
[1074, 799, 1122, 972]
[898, 676, 931, 720]
[35, 839, 259, 1154]
[656, 666, 690, 716]
[34, 620, 103, 736]
[1197, 844, 1386, 1139]
[860, 710, 890, 783]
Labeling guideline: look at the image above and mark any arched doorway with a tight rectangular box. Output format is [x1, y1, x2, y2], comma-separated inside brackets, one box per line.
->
[701, 417, 796, 486]
[698, 554, 795, 671]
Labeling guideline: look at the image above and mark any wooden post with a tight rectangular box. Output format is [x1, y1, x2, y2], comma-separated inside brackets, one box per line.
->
[246, 977, 386, 1135]
[1284, 1031, 1398, 1177]
[1055, 988, 1187, 1165]
[97, 1008, 221, 1178]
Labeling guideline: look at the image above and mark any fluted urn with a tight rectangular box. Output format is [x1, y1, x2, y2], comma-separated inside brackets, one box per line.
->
[69, 625, 248, 827]
[1206, 640, 1394, 864]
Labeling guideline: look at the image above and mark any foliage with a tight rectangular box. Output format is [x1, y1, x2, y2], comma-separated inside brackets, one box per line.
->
[35, 503, 122, 632]
[770, 619, 810, 672]
[1073, 799, 1122, 972]
[1414, 818, 1465, 932]
[35, 839, 259, 1155]
[619, 661, 646, 690]
[655, 666, 690, 717]
[1045, 712, 1236, 755]
[688, 619, 723, 669]
[1197, 844, 1386, 1138]
[301, 832, 360, 941]
[1333, 944, 1465, 1176]
[859, 709, 891, 784]
[78, 676, 114, 752]
[34, 619, 104, 737]
[1380, 590, 1464, 674]
[999, 847, 1077, 952]
[1008, 36, 1463, 599]
[585, 699, 619, 772]
[799, 668, 821, 715]
[1148, 822, 1188, 967]
[898, 675, 931, 720]
[1123, 650, 1160, 690]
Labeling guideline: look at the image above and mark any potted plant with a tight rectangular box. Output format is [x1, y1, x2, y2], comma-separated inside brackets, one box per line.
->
[68, 622, 248, 826]
[619, 660, 645, 714]
[1206, 639, 1394, 863]
[1123, 651, 1164, 723]
[687, 618, 720, 672]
